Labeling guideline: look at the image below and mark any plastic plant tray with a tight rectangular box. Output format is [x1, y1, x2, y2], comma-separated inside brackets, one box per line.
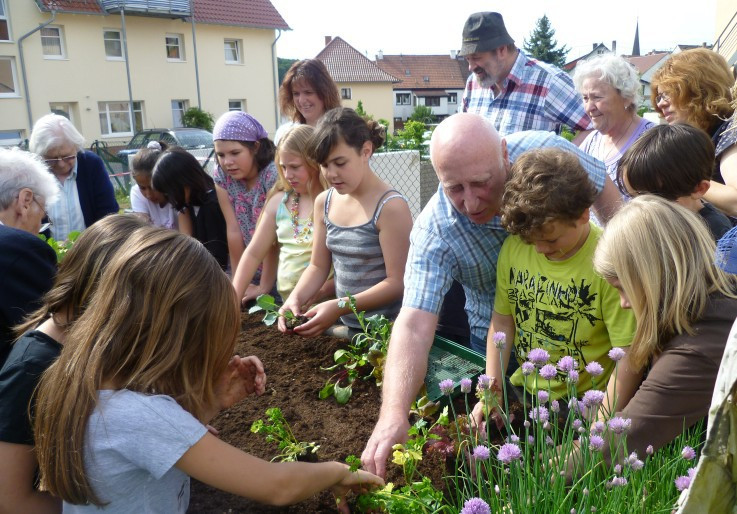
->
[424, 335, 485, 403]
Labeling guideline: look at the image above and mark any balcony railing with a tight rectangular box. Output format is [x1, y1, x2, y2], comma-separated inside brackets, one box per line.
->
[100, 0, 191, 18]
[715, 11, 737, 66]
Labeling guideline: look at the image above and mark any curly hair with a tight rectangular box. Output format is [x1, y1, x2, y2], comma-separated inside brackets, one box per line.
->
[279, 59, 341, 124]
[501, 148, 597, 241]
[651, 48, 734, 133]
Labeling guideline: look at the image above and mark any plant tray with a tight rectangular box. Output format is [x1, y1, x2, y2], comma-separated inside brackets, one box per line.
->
[424, 335, 485, 403]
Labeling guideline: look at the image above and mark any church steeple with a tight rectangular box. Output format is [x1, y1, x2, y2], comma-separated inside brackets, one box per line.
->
[632, 19, 641, 56]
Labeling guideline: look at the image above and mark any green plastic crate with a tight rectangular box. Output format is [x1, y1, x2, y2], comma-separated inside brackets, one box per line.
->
[424, 335, 486, 403]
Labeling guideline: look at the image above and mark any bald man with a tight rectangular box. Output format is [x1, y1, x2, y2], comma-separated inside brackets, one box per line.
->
[361, 113, 621, 477]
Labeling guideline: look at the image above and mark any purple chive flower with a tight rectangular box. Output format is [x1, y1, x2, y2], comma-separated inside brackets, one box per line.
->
[460, 378, 472, 394]
[610, 476, 627, 487]
[626, 452, 644, 470]
[646, 445, 654, 456]
[613, 464, 622, 475]
[557, 355, 576, 372]
[497, 443, 522, 464]
[588, 435, 605, 451]
[508, 434, 520, 443]
[494, 484, 500, 494]
[472, 445, 490, 461]
[545, 435, 554, 446]
[528, 348, 550, 366]
[551, 400, 560, 413]
[529, 406, 549, 423]
[571, 509, 576, 514]
[582, 390, 606, 408]
[524, 420, 531, 428]
[537, 390, 549, 403]
[439, 379, 455, 396]
[631, 458, 644, 471]
[585, 361, 604, 377]
[608, 347, 626, 362]
[568, 369, 580, 383]
[674, 475, 691, 492]
[461, 497, 491, 514]
[572, 419, 583, 430]
[477, 374, 491, 391]
[583, 487, 589, 496]
[591, 421, 605, 434]
[521, 361, 535, 376]
[539, 364, 557, 381]
[607, 417, 632, 434]
[543, 421, 551, 431]
[681, 446, 696, 460]
[492, 331, 506, 349]
[528, 435, 535, 444]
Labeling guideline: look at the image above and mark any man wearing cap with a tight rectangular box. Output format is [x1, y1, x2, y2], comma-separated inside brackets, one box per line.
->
[460, 12, 591, 138]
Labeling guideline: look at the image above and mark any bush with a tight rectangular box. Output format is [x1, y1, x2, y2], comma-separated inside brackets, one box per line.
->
[181, 107, 215, 132]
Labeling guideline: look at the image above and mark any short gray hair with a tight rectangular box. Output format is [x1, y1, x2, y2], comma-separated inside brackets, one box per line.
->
[29, 113, 86, 156]
[573, 53, 642, 107]
[0, 147, 60, 210]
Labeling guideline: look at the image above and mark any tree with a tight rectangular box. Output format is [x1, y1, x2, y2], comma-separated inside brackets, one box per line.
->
[278, 57, 298, 85]
[181, 107, 215, 132]
[523, 15, 569, 68]
[409, 105, 435, 124]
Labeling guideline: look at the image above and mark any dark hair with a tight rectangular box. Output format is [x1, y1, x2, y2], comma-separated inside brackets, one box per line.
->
[501, 148, 597, 241]
[151, 147, 214, 211]
[238, 138, 276, 171]
[279, 59, 341, 124]
[308, 107, 385, 165]
[617, 124, 715, 201]
[130, 141, 169, 178]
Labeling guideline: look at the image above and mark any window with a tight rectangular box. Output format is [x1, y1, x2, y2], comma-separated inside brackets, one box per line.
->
[396, 93, 411, 105]
[423, 76, 430, 83]
[0, 130, 23, 147]
[165, 34, 184, 61]
[171, 99, 188, 127]
[228, 99, 245, 111]
[341, 87, 352, 100]
[50, 102, 75, 123]
[98, 101, 143, 136]
[104, 30, 124, 60]
[448, 93, 457, 104]
[0, 57, 19, 97]
[425, 97, 440, 107]
[0, 0, 10, 41]
[41, 26, 65, 58]
[224, 39, 242, 64]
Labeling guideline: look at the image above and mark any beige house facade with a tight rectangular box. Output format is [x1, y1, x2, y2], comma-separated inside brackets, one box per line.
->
[0, 0, 288, 146]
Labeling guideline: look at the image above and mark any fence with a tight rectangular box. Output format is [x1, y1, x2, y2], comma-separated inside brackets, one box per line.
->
[370, 150, 438, 219]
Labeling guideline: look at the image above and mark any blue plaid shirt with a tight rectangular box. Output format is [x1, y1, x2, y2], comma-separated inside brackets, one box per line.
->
[462, 50, 592, 136]
[403, 131, 606, 341]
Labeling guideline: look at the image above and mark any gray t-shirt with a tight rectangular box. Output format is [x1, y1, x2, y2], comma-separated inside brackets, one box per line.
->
[65, 390, 207, 513]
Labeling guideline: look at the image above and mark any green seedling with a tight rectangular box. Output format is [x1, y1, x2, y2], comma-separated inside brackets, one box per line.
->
[250, 407, 319, 462]
[248, 294, 307, 329]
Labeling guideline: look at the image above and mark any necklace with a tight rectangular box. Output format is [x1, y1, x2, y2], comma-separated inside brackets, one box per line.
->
[290, 193, 313, 244]
[599, 116, 636, 163]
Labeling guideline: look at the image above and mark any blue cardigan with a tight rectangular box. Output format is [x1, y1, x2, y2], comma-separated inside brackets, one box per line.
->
[76, 150, 119, 227]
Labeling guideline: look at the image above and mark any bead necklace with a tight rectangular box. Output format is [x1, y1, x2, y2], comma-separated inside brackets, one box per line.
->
[290, 193, 314, 244]
[598, 116, 636, 163]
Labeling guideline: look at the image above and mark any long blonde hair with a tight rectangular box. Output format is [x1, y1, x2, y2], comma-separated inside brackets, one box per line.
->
[34, 227, 239, 505]
[594, 195, 737, 370]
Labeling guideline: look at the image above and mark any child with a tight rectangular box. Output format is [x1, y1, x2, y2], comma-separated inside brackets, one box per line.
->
[213, 111, 279, 285]
[473, 148, 636, 423]
[278, 107, 413, 337]
[129, 141, 178, 229]
[152, 147, 229, 270]
[617, 123, 732, 240]
[0, 214, 146, 513]
[33, 228, 382, 512]
[232, 125, 331, 304]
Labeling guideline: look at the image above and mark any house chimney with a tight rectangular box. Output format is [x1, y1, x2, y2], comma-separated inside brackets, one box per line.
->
[612, 40, 617, 54]
[324, 36, 332, 46]
[377, 50, 383, 59]
[592, 43, 596, 50]
[450, 49, 458, 59]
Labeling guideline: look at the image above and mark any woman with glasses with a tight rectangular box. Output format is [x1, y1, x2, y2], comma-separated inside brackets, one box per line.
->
[29, 114, 118, 241]
[651, 49, 737, 217]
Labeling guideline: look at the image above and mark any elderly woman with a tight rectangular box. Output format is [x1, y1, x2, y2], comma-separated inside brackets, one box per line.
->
[0, 147, 59, 365]
[573, 54, 654, 190]
[651, 48, 737, 216]
[29, 114, 118, 241]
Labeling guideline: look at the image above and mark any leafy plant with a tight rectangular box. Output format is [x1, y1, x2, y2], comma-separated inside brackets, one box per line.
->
[250, 407, 320, 462]
[248, 294, 306, 329]
[39, 231, 80, 263]
[181, 107, 215, 132]
[408, 105, 435, 124]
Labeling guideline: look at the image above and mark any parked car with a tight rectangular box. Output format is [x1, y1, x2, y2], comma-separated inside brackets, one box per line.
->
[116, 128, 213, 166]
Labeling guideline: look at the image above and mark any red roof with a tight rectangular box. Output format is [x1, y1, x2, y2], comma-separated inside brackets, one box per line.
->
[375, 54, 468, 90]
[316, 37, 400, 83]
[625, 53, 669, 74]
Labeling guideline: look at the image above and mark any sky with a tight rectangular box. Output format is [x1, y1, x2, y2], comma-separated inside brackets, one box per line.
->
[269, 0, 719, 62]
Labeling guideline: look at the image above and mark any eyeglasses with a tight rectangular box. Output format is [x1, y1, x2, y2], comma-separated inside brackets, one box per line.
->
[655, 92, 671, 104]
[43, 154, 77, 166]
[34, 197, 53, 233]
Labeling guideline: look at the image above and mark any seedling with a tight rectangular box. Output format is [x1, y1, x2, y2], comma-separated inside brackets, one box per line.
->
[39, 231, 80, 263]
[250, 407, 320, 462]
[248, 294, 307, 329]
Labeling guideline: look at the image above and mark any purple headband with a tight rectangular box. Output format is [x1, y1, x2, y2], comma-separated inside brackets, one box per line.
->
[213, 111, 268, 142]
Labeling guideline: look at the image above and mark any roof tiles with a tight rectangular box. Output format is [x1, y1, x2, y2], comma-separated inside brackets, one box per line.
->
[316, 37, 400, 83]
[375, 54, 469, 90]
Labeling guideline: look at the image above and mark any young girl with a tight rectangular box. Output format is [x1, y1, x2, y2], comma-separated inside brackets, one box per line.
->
[152, 147, 229, 270]
[33, 228, 382, 512]
[232, 125, 331, 304]
[129, 141, 178, 229]
[213, 112, 279, 285]
[278, 107, 413, 337]
[0, 214, 146, 513]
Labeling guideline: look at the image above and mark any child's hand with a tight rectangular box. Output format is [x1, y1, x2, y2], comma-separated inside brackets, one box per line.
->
[293, 300, 342, 337]
[470, 394, 504, 432]
[242, 284, 266, 306]
[214, 355, 267, 410]
[277, 299, 303, 333]
[331, 466, 384, 514]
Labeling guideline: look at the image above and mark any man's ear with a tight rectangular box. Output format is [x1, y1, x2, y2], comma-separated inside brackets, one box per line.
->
[16, 188, 34, 214]
[692, 179, 711, 199]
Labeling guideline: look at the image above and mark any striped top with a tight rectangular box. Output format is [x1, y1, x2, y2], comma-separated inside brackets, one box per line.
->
[324, 188, 406, 328]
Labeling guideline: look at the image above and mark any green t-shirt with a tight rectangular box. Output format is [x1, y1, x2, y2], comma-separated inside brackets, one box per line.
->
[494, 222, 635, 400]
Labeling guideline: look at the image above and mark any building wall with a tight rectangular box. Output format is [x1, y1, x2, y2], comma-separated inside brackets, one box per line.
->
[390, 88, 463, 122]
[714, 0, 737, 65]
[336, 81, 394, 133]
[1, 1, 278, 144]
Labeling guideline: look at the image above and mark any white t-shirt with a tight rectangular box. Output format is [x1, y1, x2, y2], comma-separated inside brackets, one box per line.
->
[64, 390, 207, 513]
[130, 185, 178, 230]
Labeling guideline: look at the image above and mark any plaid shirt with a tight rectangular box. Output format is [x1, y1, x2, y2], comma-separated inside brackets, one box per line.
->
[403, 131, 606, 341]
[462, 50, 592, 136]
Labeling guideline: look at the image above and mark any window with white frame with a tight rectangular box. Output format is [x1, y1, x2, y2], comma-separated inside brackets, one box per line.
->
[228, 99, 245, 111]
[50, 102, 75, 123]
[98, 101, 143, 136]
[104, 30, 124, 60]
[165, 34, 184, 61]
[224, 39, 242, 64]
[396, 93, 410, 105]
[41, 26, 65, 59]
[0, 57, 19, 97]
[448, 92, 457, 104]
[0, 0, 10, 41]
[425, 96, 440, 107]
[341, 88, 352, 100]
[171, 99, 188, 127]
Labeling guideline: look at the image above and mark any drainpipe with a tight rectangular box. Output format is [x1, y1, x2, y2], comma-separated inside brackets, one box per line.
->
[18, 9, 57, 129]
[189, 0, 201, 108]
[271, 29, 282, 130]
[119, 3, 136, 133]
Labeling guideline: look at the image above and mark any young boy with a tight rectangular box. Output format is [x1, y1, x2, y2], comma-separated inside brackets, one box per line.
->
[484, 148, 635, 403]
[617, 123, 731, 240]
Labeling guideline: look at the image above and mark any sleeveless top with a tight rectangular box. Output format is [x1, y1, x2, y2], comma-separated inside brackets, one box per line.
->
[275, 192, 313, 300]
[324, 188, 406, 328]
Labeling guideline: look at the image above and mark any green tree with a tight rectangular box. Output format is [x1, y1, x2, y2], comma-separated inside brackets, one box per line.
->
[181, 107, 215, 132]
[409, 105, 435, 124]
[355, 100, 373, 119]
[278, 57, 298, 85]
[523, 15, 569, 68]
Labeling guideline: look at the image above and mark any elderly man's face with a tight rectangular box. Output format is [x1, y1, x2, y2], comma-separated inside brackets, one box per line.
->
[465, 50, 506, 87]
[43, 141, 77, 179]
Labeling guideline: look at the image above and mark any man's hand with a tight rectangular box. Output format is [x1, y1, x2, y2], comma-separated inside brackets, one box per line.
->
[361, 413, 410, 479]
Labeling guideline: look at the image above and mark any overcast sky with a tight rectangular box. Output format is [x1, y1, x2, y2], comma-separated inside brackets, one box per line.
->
[269, 0, 719, 62]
